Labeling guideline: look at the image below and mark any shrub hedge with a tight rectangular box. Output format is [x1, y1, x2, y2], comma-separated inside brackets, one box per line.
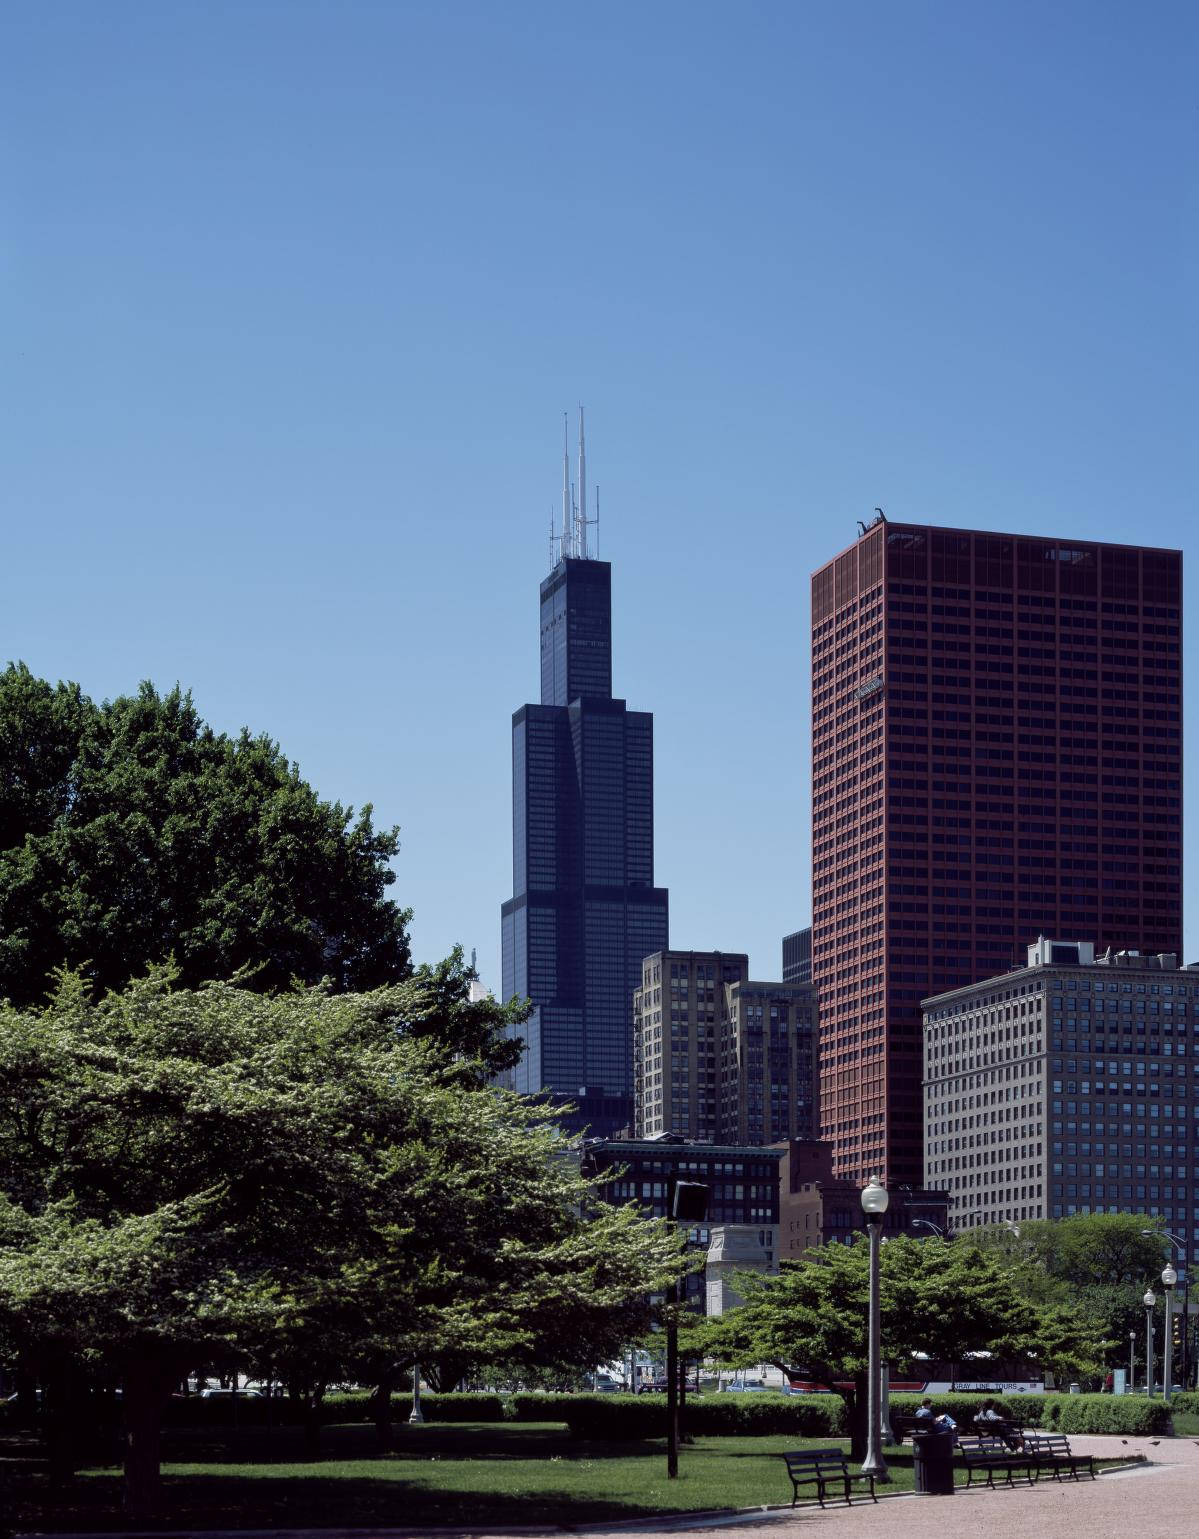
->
[889, 1392, 1173, 1437]
[1041, 1394, 1173, 1435]
[561, 1392, 846, 1441]
[889, 1393, 1047, 1432]
[158, 1389, 509, 1427]
[1167, 1391, 1199, 1416]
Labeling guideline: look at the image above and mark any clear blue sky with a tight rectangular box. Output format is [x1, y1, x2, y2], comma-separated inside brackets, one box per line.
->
[3, 2, 1196, 985]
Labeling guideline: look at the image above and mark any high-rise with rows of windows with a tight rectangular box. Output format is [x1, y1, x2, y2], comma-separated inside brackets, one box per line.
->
[924, 939, 1196, 1265]
[501, 424, 668, 1137]
[632, 950, 819, 1144]
[811, 520, 1182, 1188]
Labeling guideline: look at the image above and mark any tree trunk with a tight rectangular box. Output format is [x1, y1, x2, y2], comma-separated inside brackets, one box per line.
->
[371, 1367, 401, 1452]
[43, 1357, 80, 1489]
[122, 1354, 178, 1519]
[287, 1381, 326, 1462]
[846, 1375, 868, 1461]
[13, 1363, 39, 1429]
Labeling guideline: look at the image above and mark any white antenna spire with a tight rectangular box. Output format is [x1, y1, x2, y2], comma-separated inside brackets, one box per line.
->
[577, 405, 588, 559]
[595, 483, 600, 557]
[561, 412, 572, 561]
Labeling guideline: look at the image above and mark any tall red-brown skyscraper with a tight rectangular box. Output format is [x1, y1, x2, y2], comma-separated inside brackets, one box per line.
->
[811, 521, 1182, 1187]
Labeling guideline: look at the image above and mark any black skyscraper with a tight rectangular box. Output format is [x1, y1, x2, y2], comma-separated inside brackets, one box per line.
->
[501, 419, 668, 1137]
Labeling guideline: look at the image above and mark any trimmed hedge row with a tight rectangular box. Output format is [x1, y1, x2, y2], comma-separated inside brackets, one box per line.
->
[1168, 1391, 1199, 1416]
[562, 1392, 846, 1441]
[159, 1390, 509, 1427]
[889, 1393, 1047, 1431]
[30, 1386, 1172, 1438]
[1041, 1394, 1173, 1435]
[889, 1392, 1173, 1437]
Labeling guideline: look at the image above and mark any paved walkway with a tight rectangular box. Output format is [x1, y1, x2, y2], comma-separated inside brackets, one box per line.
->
[579, 1435, 1199, 1539]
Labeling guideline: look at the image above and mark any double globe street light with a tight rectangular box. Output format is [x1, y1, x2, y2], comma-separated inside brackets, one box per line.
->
[860, 1176, 890, 1482]
[1162, 1264, 1178, 1402]
[1144, 1290, 1156, 1396]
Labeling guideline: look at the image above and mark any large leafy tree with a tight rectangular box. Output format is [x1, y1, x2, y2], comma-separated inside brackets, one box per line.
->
[0, 664, 411, 1005]
[966, 1214, 1167, 1361]
[0, 973, 682, 1515]
[704, 1237, 1100, 1454]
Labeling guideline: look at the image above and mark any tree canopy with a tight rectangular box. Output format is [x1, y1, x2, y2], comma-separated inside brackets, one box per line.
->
[702, 1235, 1103, 1450]
[0, 665, 412, 1005]
[965, 1213, 1172, 1357]
[0, 971, 683, 1513]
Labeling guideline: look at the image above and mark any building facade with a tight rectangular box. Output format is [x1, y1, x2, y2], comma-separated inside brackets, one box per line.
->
[811, 520, 1182, 1188]
[501, 427, 669, 1136]
[720, 979, 819, 1145]
[782, 926, 813, 984]
[633, 950, 749, 1139]
[776, 1139, 950, 1262]
[632, 951, 819, 1145]
[923, 940, 1197, 1264]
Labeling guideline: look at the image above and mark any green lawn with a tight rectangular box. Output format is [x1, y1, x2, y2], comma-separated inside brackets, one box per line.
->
[7, 1422, 914, 1530]
[2, 1419, 1138, 1532]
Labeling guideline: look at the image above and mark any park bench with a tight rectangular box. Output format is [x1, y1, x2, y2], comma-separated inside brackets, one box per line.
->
[1023, 1432, 1096, 1481]
[781, 1447, 878, 1508]
[956, 1434, 1038, 1489]
[971, 1414, 1025, 1447]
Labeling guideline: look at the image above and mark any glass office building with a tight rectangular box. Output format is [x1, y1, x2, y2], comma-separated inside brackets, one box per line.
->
[502, 555, 669, 1136]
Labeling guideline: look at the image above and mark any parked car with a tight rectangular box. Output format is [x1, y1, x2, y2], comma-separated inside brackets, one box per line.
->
[200, 1387, 264, 1400]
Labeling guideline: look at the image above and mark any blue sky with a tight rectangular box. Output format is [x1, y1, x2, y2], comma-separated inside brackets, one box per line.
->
[3, 2, 1195, 984]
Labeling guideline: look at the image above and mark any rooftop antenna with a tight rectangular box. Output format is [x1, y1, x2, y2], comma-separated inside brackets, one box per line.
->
[577, 405, 588, 559]
[561, 412, 573, 561]
[595, 483, 600, 557]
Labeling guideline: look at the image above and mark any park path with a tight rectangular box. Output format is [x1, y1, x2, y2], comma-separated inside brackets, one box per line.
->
[573, 1434, 1199, 1539]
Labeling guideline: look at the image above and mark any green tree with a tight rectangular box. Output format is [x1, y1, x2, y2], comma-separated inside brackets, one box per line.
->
[0, 971, 680, 1515]
[704, 1237, 1098, 1454]
[966, 1215, 1165, 1364]
[0, 665, 411, 1005]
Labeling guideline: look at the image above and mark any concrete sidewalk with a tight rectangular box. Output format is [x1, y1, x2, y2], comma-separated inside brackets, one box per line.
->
[584, 1435, 1198, 1539]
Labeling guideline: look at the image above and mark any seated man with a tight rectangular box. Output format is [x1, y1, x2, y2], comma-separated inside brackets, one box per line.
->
[974, 1398, 1020, 1449]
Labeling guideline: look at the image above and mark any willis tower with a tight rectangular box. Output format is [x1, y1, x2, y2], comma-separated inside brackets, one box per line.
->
[501, 412, 668, 1136]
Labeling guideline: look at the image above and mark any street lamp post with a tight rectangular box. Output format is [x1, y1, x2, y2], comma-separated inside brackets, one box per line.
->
[1162, 1265, 1177, 1402]
[1128, 1331, 1135, 1394]
[1144, 1291, 1156, 1396]
[910, 1218, 944, 1239]
[409, 1361, 424, 1424]
[1144, 1229, 1190, 1391]
[860, 1176, 890, 1482]
[666, 1180, 708, 1480]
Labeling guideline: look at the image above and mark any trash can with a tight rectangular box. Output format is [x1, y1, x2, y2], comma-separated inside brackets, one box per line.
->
[912, 1429, 956, 1495]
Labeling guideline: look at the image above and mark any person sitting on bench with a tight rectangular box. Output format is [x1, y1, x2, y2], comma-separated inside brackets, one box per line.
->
[975, 1398, 1020, 1448]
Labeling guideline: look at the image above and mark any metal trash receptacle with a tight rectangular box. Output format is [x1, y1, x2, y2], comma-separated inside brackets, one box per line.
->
[912, 1429, 955, 1495]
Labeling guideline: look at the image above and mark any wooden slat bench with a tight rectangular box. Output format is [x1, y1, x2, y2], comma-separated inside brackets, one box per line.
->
[957, 1434, 1038, 1489]
[971, 1415, 1025, 1447]
[782, 1447, 878, 1507]
[1024, 1432, 1096, 1481]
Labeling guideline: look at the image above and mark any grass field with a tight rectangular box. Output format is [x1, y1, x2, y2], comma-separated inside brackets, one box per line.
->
[2, 1419, 1141, 1531]
[7, 1421, 912, 1530]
